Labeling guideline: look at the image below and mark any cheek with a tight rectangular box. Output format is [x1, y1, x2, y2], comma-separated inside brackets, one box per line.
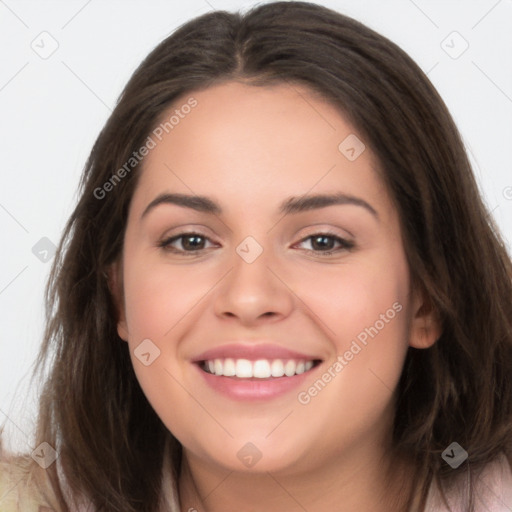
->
[120, 256, 224, 438]
[295, 254, 410, 349]
[291, 276, 410, 457]
[122, 255, 214, 341]
[294, 250, 411, 409]
[121, 258, 204, 443]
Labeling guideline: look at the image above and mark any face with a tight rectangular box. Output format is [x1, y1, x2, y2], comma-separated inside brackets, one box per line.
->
[113, 81, 439, 476]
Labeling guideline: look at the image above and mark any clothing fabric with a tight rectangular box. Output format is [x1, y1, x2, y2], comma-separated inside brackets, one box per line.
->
[424, 452, 512, 512]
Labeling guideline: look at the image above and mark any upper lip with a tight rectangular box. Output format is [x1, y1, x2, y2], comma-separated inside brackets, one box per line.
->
[192, 343, 322, 362]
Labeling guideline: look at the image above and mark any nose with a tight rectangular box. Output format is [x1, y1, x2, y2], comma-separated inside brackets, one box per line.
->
[213, 243, 294, 327]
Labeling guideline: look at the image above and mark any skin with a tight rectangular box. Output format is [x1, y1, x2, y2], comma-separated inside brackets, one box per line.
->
[111, 81, 441, 511]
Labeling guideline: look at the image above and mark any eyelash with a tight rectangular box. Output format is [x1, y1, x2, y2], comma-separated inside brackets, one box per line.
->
[157, 231, 355, 257]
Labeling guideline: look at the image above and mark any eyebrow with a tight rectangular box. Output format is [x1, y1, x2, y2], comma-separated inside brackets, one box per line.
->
[140, 192, 379, 220]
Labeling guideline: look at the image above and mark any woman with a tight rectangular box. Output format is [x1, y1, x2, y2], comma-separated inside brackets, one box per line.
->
[1, 2, 512, 511]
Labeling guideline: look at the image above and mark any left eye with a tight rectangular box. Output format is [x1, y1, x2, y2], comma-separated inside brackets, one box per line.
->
[158, 232, 354, 256]
[158, 233, 215, 253]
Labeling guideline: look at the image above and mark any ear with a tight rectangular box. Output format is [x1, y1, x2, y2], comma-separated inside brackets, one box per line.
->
[106, 261, 129, 342]
[408, 284, 442, 349]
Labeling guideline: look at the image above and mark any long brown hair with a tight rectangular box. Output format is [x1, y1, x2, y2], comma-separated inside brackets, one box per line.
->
[20, 1, 512, 510]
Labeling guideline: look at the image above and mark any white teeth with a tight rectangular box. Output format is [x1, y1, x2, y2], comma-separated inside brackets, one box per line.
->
[270, 359, 285, 377]
[223, 358, 236, 376]
[203, 358, 317, 378]
[235, 359, 253, 378]
[253, 360, 271, 378]
[284, 360, 296, 377]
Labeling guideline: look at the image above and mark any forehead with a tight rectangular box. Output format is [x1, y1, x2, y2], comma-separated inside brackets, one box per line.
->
[131, 81, 392, 221]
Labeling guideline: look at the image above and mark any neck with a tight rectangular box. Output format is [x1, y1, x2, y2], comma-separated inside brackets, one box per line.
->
[178, 440, 417, 512]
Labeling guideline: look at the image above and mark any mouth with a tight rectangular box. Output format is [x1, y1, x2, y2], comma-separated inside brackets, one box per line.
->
[193, 353, 323, 401]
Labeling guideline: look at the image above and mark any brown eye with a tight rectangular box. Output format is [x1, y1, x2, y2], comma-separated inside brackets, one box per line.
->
[296, 233, 354, 256]
[158, 233, 214, 254]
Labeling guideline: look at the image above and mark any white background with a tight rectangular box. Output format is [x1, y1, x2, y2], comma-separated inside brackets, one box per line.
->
[1, 0, 511, 453]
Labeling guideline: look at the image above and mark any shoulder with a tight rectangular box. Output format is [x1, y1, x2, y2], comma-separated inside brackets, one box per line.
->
[0, 454, 60, 511]
[425, 452, 512, 511]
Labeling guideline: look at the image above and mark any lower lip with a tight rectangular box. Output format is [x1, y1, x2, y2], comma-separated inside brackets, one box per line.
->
[195, 364, 319, 401]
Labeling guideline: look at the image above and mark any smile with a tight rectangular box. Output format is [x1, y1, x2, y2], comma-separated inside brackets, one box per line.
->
[194, 355, 323, 401]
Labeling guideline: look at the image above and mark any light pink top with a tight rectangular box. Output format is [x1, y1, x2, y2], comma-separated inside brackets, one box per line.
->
[424, 453, 512, 511]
